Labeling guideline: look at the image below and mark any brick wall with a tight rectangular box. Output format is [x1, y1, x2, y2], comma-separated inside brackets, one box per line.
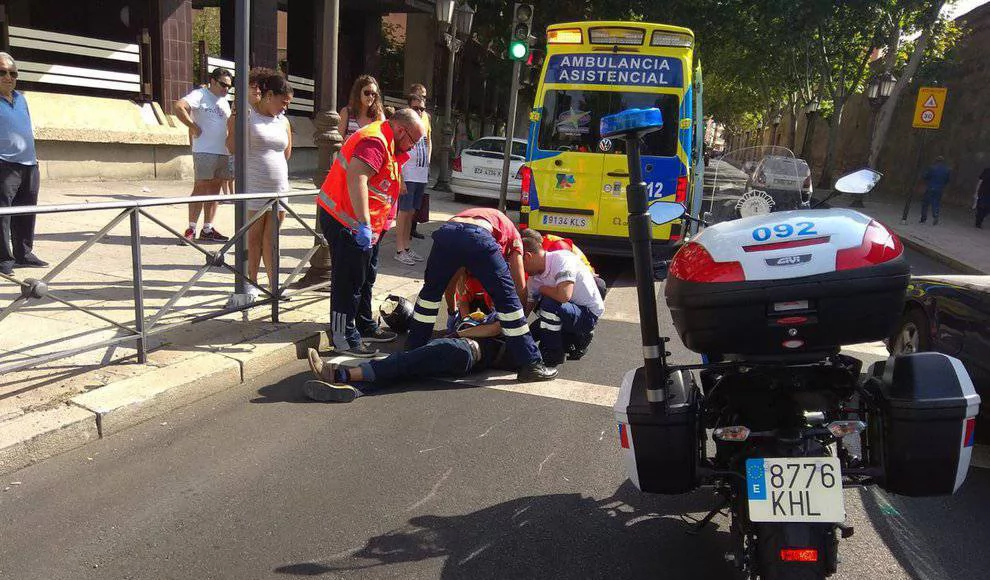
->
[156, 0, 193, 107]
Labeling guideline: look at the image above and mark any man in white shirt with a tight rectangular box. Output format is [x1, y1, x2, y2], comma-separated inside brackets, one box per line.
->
[521, 229, 604, 366]
[173, 67, 232, 243]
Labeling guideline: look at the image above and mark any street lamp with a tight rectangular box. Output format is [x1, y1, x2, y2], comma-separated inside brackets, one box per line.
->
[434, 2, 475, 192]
[771, 111, 782, 147]
[867, 70, 897, 110]
[799, 98, 819, 157]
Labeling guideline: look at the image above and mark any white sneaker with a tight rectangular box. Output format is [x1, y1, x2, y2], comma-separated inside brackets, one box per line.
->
[406, 248, 425, 262]
[246, 283, 262, 299]
[394, 251, 416, 266]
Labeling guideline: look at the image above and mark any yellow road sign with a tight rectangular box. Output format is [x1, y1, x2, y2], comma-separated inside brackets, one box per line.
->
[913, 86, 947, 129]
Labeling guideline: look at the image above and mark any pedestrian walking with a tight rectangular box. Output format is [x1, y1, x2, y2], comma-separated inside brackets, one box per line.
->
[405, 207, 558, 383]
[975, 166, 990, 229]
[174, 67, 233, 242]
[919, 156, 951, 226]
[225, 71, 293, 299]
[0, 52, 47, 276]
[317, 108, 425, 356]
[339, 75, 386, 144]
[409, 83, 432, 240]
[394, 93, 431, 266]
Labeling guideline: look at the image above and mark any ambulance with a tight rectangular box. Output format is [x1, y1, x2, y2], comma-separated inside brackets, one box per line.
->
[519, 22, 702, 257]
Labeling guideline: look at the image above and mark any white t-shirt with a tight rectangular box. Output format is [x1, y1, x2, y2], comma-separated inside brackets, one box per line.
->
[181, 87, 231, 155]
[402, 135, 430, 183]
[527, 250, 605, 317]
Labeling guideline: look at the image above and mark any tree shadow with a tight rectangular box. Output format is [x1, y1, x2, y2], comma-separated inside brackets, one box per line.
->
[272, 480, 734, 579]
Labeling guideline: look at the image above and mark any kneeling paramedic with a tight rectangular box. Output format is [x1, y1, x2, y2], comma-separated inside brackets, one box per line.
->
[303, 315, 516, 402]
[405, 207, 558, 382]
[521, 229, 604, 366]
[317, 108, 425, 357]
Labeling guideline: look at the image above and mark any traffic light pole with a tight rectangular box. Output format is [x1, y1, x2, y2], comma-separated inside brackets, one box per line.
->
[498, 59, 522, 213]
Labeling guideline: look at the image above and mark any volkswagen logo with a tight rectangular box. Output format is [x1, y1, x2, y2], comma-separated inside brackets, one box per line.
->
[598, 138, 613, 152]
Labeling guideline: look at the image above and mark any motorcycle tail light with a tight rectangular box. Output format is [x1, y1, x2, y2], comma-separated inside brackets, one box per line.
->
[669, 242, 745, 283]
[452, 157, 462, 173]
[714, 425, 751, 442]
[675, 175, 688, 203]
[835, 220, 903, 270]
[780, 548, 818, 562]
[519, 166, 532, 205]
[827, 420, 866, 438]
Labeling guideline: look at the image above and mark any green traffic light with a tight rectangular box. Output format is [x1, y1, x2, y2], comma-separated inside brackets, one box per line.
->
[509, 40, 529, 60]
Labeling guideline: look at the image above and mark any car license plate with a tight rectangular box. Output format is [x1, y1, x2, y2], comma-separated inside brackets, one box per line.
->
[475, 167, 500, 177]
[746, 457, 844, 523]
[541, 213, 590, 230]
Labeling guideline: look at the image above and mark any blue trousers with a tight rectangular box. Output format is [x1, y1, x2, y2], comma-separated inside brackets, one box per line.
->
[406, 222, 541, 366]
[533, 297, 599, 364]
[920, 189, 943, 221]
[320, 209, 381, 349]
[357, 338, 475, 390]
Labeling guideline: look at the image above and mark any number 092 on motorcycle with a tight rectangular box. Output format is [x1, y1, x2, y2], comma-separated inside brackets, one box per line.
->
[746, 457, 845, 523]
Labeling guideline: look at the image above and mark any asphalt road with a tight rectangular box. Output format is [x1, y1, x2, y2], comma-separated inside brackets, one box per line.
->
[0, 247, 981, 580]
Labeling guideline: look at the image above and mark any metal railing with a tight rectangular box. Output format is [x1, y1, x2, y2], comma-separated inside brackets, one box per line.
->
[0, 190, 326, 375]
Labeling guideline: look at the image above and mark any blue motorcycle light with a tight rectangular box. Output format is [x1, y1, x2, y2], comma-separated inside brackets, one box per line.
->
[600, 108, 664, 138]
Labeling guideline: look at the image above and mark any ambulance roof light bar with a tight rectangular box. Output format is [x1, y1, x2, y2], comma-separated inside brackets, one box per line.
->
[547, 28, 583, 44]
[651, 31, 693, 48]
[589, 27, 644, 45]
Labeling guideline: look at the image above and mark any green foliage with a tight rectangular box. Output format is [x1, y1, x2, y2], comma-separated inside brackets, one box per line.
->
[379, 19, 405, 95]
[192, 7, 221, 84]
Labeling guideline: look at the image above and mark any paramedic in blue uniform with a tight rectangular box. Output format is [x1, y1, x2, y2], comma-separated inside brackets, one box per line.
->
[405, 207, 558, 382]
[521, 229, 604, 366]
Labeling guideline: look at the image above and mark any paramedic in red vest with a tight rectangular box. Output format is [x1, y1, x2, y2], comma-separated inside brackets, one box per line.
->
[406, 207, 558, 382]
[318, 108, 425, 357]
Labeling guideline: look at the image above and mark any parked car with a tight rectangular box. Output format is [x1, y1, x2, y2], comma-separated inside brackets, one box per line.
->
[450, 137, 527, 204]
[745, 155, 813, 210]
[888, 275, 990, 438]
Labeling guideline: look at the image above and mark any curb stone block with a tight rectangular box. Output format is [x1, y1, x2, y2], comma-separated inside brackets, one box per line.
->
[0, 406, 98, 475]
[217, 326, 322, 383]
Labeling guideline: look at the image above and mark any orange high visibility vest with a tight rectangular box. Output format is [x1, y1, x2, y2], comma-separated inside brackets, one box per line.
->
[317, 121, 405, 241]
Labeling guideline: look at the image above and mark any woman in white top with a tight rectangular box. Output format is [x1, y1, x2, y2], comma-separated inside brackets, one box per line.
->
[338, 75, 385, 143]
[394, 93, 431, 265]
[226, 71, 293, 298]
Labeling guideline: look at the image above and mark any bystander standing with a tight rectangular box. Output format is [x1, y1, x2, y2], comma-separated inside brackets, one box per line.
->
[974, 166, 990, 229]
[394, 93, 431, 265]
[919, 156, 951, 226]
[0, 52, 47, 276]
[408, 83, 432, 240]
[339, 75, 386, 144]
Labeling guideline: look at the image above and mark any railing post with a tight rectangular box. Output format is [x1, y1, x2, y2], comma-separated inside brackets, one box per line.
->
[129, 209, 147, 364]
[271, 199, 281, 323]
[138, 28, 153, 102]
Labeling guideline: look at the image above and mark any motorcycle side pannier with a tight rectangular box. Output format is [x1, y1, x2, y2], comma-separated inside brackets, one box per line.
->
[613, 368, 699, 494]
[664, 210, 910, 357]
[870, 352, 981, 496]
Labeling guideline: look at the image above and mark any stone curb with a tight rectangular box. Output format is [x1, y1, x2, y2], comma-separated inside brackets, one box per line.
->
[0, 327, 323, 476]
[894, 232, 986, 275]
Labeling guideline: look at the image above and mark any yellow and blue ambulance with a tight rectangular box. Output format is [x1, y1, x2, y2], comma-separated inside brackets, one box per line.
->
[519, 22, 700, 257]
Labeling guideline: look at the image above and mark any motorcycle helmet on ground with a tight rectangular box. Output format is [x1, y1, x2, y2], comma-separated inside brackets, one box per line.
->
[380, 294, 414, 333]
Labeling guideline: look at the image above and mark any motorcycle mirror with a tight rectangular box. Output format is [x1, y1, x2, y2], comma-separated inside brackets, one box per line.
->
[648, 201, 686, 225]
[834, 169, 882, 195]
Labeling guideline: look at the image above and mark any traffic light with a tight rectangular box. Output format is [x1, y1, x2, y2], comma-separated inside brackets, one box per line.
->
[520, 47, 545, 87]
[508, 3, 534, 61]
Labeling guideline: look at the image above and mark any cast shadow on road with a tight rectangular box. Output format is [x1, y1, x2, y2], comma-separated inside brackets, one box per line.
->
[272, 480, 735, 579]
[250, 369, 492, 405]
[859, 467, 990, 579]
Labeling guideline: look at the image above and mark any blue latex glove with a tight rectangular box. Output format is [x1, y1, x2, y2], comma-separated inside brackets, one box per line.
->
[354, 223, 373, 250]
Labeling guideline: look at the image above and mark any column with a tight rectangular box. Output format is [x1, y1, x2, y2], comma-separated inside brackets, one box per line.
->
[153, 0, 193, 109]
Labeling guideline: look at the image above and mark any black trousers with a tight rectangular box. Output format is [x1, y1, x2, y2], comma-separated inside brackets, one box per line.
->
[0, 161, 40, 264]
[977, 206, 990, 228]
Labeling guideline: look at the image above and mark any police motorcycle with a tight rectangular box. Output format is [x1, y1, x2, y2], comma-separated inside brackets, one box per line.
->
[603, 109, 981, 580]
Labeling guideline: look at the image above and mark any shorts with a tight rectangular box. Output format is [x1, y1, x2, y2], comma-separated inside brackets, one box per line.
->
[193, 153, 232, 181]
[398, 181, 426, 212]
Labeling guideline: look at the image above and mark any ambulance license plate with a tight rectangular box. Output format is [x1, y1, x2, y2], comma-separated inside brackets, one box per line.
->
[541, 213, 590, 230]
[746, 457, 844, 523]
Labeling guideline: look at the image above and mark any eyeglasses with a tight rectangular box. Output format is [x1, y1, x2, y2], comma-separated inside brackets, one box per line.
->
[363, 90, 379, 98]
[217, 81, 232, 90]
[411, 106, 426, 113]
[0, 69, 18, 79]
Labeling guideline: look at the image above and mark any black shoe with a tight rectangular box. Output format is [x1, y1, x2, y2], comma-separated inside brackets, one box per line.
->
[933, 218, 940, 226]
[411, 230, 425, 239]
[303, 380, 360, 403]
[0, 261, 13, 276]
[517, 362, 559, 382]
[359, 326, 398, 343]
[16, 254, 48, 268]
[335, 343, 380, 358]
[567, 330, 595, 361]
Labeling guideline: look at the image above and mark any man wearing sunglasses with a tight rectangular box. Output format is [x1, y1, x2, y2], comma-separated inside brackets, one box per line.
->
[173, 67, 233, 243]
[0, 52, 47, 275]
[317, 108, 426, 357]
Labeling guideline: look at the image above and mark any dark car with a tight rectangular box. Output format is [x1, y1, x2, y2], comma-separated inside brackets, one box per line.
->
[888, 275, 990, 435]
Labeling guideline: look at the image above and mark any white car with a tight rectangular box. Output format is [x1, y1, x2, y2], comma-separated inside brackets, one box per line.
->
[450, 137, 527, 204]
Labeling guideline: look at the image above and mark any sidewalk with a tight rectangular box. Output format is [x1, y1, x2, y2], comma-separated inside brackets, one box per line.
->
[834, 194, 990, 274]
[0, 178, 463, 474]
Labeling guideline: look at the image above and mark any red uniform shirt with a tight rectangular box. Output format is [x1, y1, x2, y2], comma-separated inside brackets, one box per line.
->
[455, 207, 523, 257]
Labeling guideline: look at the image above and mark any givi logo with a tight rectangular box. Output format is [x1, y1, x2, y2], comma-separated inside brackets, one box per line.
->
[766, 254, 812, 267]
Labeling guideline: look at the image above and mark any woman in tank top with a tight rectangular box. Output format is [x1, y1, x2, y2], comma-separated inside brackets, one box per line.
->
[338, 75, 385, 143]
[226, 71, 293, 299]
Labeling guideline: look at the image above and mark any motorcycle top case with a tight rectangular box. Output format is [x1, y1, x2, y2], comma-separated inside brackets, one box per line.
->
[614, 368, 699, 494]
[869, 352, 981, 496]
[664, 209, 909, 357]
